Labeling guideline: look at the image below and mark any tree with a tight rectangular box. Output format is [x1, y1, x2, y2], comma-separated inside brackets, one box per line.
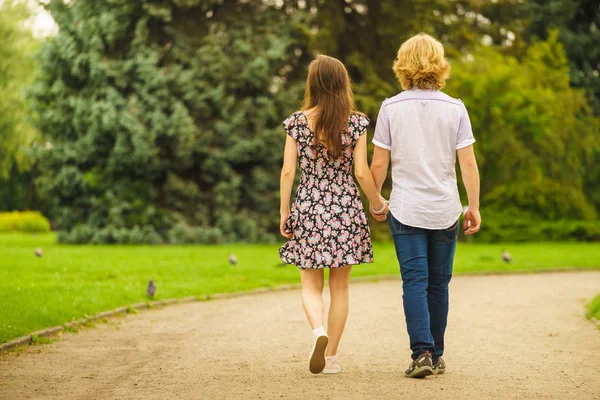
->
[521, 0, 600, 114]
[30, 0, 600, 243]
[519, 0, 600, 214]
[31, 0, 307, 243]
[282, 0, 525, 116]
[0, 0, 39, 210]
[444, 32, 600, 221]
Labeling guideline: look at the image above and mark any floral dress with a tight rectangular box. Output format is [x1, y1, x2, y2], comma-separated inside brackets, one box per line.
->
[279, 111, 374, 269]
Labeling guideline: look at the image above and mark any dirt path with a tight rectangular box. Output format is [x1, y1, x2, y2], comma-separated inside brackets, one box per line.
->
[1, 271, 599, 400]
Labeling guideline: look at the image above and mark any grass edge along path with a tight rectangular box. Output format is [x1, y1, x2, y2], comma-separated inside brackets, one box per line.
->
[2, 233, 600, 345]
[3, 270, 599, 353]
[587, 294, 600, 330]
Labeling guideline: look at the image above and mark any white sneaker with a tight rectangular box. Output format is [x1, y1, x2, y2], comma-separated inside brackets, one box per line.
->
[308, 334, 328, 374]
[323, 355, 341, 374]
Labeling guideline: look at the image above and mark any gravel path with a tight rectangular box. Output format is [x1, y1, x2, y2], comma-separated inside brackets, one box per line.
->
[1, 271, 599, 400]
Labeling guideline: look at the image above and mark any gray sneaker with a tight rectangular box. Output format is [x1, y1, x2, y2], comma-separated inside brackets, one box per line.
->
[405, 351, 433, 378]
[432, 357, 446, 375]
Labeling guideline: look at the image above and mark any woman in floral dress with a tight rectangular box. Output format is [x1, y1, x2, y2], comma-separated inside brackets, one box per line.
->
[279, 55, 389, 374]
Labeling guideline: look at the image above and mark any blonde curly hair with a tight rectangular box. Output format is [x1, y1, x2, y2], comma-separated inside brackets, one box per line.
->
[392, 33, 450, 91]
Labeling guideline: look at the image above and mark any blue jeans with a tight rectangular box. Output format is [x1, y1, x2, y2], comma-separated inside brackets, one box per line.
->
[388, 213, 458, 361]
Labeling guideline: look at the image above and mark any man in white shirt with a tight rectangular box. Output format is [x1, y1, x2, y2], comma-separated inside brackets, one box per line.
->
[370, 33, 481, 378]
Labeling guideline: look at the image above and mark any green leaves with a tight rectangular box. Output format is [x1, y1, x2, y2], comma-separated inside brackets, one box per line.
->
[25, 0, 600, 243]
[0, 0, 38, 181]
[32, 0, 303, 243]
[445, 35, 600, 222]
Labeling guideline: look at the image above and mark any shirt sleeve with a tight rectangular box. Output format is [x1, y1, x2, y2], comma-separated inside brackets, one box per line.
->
[456, 104, 476, 150]
[372, 103, 392, 150]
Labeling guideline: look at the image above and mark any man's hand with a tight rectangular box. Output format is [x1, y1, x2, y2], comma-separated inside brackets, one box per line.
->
[463, 207, 481, 235]
[370, 197, 389, 222]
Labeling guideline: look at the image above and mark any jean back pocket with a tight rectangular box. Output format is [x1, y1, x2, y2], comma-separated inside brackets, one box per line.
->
[388, 213, 416, 235]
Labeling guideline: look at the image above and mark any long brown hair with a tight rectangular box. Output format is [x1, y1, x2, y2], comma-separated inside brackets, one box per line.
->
[302, 55, 356, 158]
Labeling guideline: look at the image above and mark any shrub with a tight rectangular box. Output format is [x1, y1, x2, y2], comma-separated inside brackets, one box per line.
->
[0, 211, 50, 233]
[58, 224, 163, 245]
[368, 207, 600, 243]
[477, 208, 600, 242]
[167, 223, 224, 245]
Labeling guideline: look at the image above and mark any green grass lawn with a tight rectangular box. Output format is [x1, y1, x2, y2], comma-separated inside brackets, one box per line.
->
[1, 233, 600, 344]
[588, 295, 600, 323]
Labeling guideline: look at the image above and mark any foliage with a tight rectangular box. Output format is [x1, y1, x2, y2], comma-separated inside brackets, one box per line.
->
[2, 232, 600, 344]
[0, 166, 41, 212]
[444, 33, 600, 222]
[31, 0, 308, 243]
[0, 0, 39, 208]
[372, 33, 600, 242]
[477, 215, 600, 243]
[371, 214, 600, 244]
[518, 1, 600, 213]
[0, 211, 50, 233]
[283, 0, 525, 116]
[521, 0, 600, 114]
[286, 1, 600, 236]
[26, 0, 600, 243]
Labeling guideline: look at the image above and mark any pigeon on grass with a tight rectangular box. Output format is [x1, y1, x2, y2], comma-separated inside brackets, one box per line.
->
[147, 279, 156, 299]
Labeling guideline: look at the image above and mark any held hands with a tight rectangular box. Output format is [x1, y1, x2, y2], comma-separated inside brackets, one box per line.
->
[370, 196, 389, 222]
[463, 207, 481, 235]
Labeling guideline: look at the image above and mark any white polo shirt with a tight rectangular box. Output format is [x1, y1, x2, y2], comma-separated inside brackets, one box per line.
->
[373, 89, 475, 230]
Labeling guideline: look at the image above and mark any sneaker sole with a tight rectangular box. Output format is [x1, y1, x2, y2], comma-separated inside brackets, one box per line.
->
[433, 369, 446, 375]
[322, 369, 341, 374]
[406, 365, 433, 379]
[309, 336, 328, 374]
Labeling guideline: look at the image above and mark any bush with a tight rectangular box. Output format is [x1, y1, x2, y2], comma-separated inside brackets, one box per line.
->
[477, 208, 600, 242]
[0, 211, 50, 233]
[167, 223, 224, 245]
[58, 224, 163, 245]
[368, 207, 600, 243]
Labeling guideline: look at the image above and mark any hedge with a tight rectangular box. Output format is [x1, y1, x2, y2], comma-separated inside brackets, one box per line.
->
[0, 211, 51, 233]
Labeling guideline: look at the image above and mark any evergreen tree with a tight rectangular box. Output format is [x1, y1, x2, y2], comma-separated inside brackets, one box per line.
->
[31, 0, 307, 243]
[29, 0, 600, 243]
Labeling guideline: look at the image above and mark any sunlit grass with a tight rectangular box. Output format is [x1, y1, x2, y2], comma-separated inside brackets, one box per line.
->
[588, 295, 600, 323]
[1, 233, 599, 343]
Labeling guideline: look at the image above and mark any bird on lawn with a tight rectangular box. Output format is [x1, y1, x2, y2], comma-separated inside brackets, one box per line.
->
[147, 279, 156, 299]
[502, 249, 512, 263]
[228, 253, 238, 266]
[34, 248, 43, 257]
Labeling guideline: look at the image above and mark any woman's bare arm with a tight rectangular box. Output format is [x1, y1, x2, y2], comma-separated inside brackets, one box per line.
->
[279, 135, 297, 238]
[354, 134, 384, 211]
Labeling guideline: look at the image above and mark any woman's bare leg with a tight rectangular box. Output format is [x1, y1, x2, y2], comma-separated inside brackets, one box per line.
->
[326, 265, 352, 356]
[300, 268, 325, 329]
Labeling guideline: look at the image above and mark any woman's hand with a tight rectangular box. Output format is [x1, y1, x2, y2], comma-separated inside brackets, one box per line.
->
[280, 135, 297, 240]
[280, 211, 293, 239]
[370, 196, 389, 222]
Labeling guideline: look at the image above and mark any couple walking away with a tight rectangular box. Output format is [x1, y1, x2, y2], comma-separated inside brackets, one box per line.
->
[279, 33, 481, 378]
